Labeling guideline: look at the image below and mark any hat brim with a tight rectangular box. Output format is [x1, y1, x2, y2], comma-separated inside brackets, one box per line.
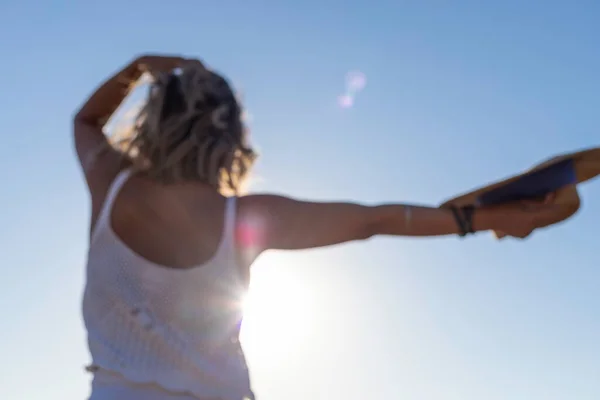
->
[439, 147, 600, 237]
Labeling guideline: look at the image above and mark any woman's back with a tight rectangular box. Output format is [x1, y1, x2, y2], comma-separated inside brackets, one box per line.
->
[84, 169, 253, 400]
[106, 170, 246, 270]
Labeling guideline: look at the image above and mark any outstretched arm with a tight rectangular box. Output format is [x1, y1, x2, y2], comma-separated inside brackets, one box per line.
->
[237, 194, 506, 251]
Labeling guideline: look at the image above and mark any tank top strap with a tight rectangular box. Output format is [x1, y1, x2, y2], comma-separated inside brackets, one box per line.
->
[220, 196, 237, 249]
[91, 168, 134, 240]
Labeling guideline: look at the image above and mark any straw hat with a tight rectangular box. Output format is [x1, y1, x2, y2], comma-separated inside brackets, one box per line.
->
[440, 147, 600, 238]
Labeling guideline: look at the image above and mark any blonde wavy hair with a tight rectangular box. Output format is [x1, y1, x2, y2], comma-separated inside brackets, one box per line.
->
[115, 62, 256, 195]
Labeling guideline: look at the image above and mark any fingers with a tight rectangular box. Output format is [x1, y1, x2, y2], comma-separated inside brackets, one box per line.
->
[506, 229, 533, 239]
[133, 54, 187, 74]
[493, 230, 507, 239]
[519, 193, 556, 211]
[128, 55, 206, 82]
[490, 193, 561, 240]
[182, 58, 205, 68]
[542, 192, 556, 204]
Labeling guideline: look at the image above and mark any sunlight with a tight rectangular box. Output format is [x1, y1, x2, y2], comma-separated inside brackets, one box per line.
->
[240, 254, 317, 365]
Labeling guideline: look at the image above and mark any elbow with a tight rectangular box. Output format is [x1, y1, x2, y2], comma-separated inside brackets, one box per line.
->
[73, 111, 91, 126]
[73, 105, 88, 124]
[73, 112, 89, 130]
[73, 108, 103, 127]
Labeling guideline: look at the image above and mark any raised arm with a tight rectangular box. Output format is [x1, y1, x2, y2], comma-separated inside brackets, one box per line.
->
[73, 55, 187, 190]
[73, 58, 141, 186]
[236, 194, 536, 252]
[73, 55, 189, 229]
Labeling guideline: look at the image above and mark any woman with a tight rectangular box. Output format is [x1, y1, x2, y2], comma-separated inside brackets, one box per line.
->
[74, 54, 552, 400]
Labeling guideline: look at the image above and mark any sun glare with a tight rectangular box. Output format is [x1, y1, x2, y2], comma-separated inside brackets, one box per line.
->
[240, 255, 317, 364]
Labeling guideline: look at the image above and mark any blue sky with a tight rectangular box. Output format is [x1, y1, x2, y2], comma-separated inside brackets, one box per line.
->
[1, 1, 599, 399]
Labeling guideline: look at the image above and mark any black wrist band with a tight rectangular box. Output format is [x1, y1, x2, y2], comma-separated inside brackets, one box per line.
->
[450, 205, 476, 237]
[450, 206, 467, 237]
[462, 205, 475, 234]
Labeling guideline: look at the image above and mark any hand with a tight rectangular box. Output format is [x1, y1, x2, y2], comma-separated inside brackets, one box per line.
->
[135, 54, 191, 75]
[121, 54, 194, 82]
[486, 193, 557, 239]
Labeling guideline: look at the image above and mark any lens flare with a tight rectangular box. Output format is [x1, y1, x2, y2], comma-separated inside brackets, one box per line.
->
[338, 70, 366, 109]
[338, 94, 354, 108]
[346, 71, 366, 91]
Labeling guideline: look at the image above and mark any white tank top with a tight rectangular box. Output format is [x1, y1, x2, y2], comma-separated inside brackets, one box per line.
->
[82, 169, 253, 400]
